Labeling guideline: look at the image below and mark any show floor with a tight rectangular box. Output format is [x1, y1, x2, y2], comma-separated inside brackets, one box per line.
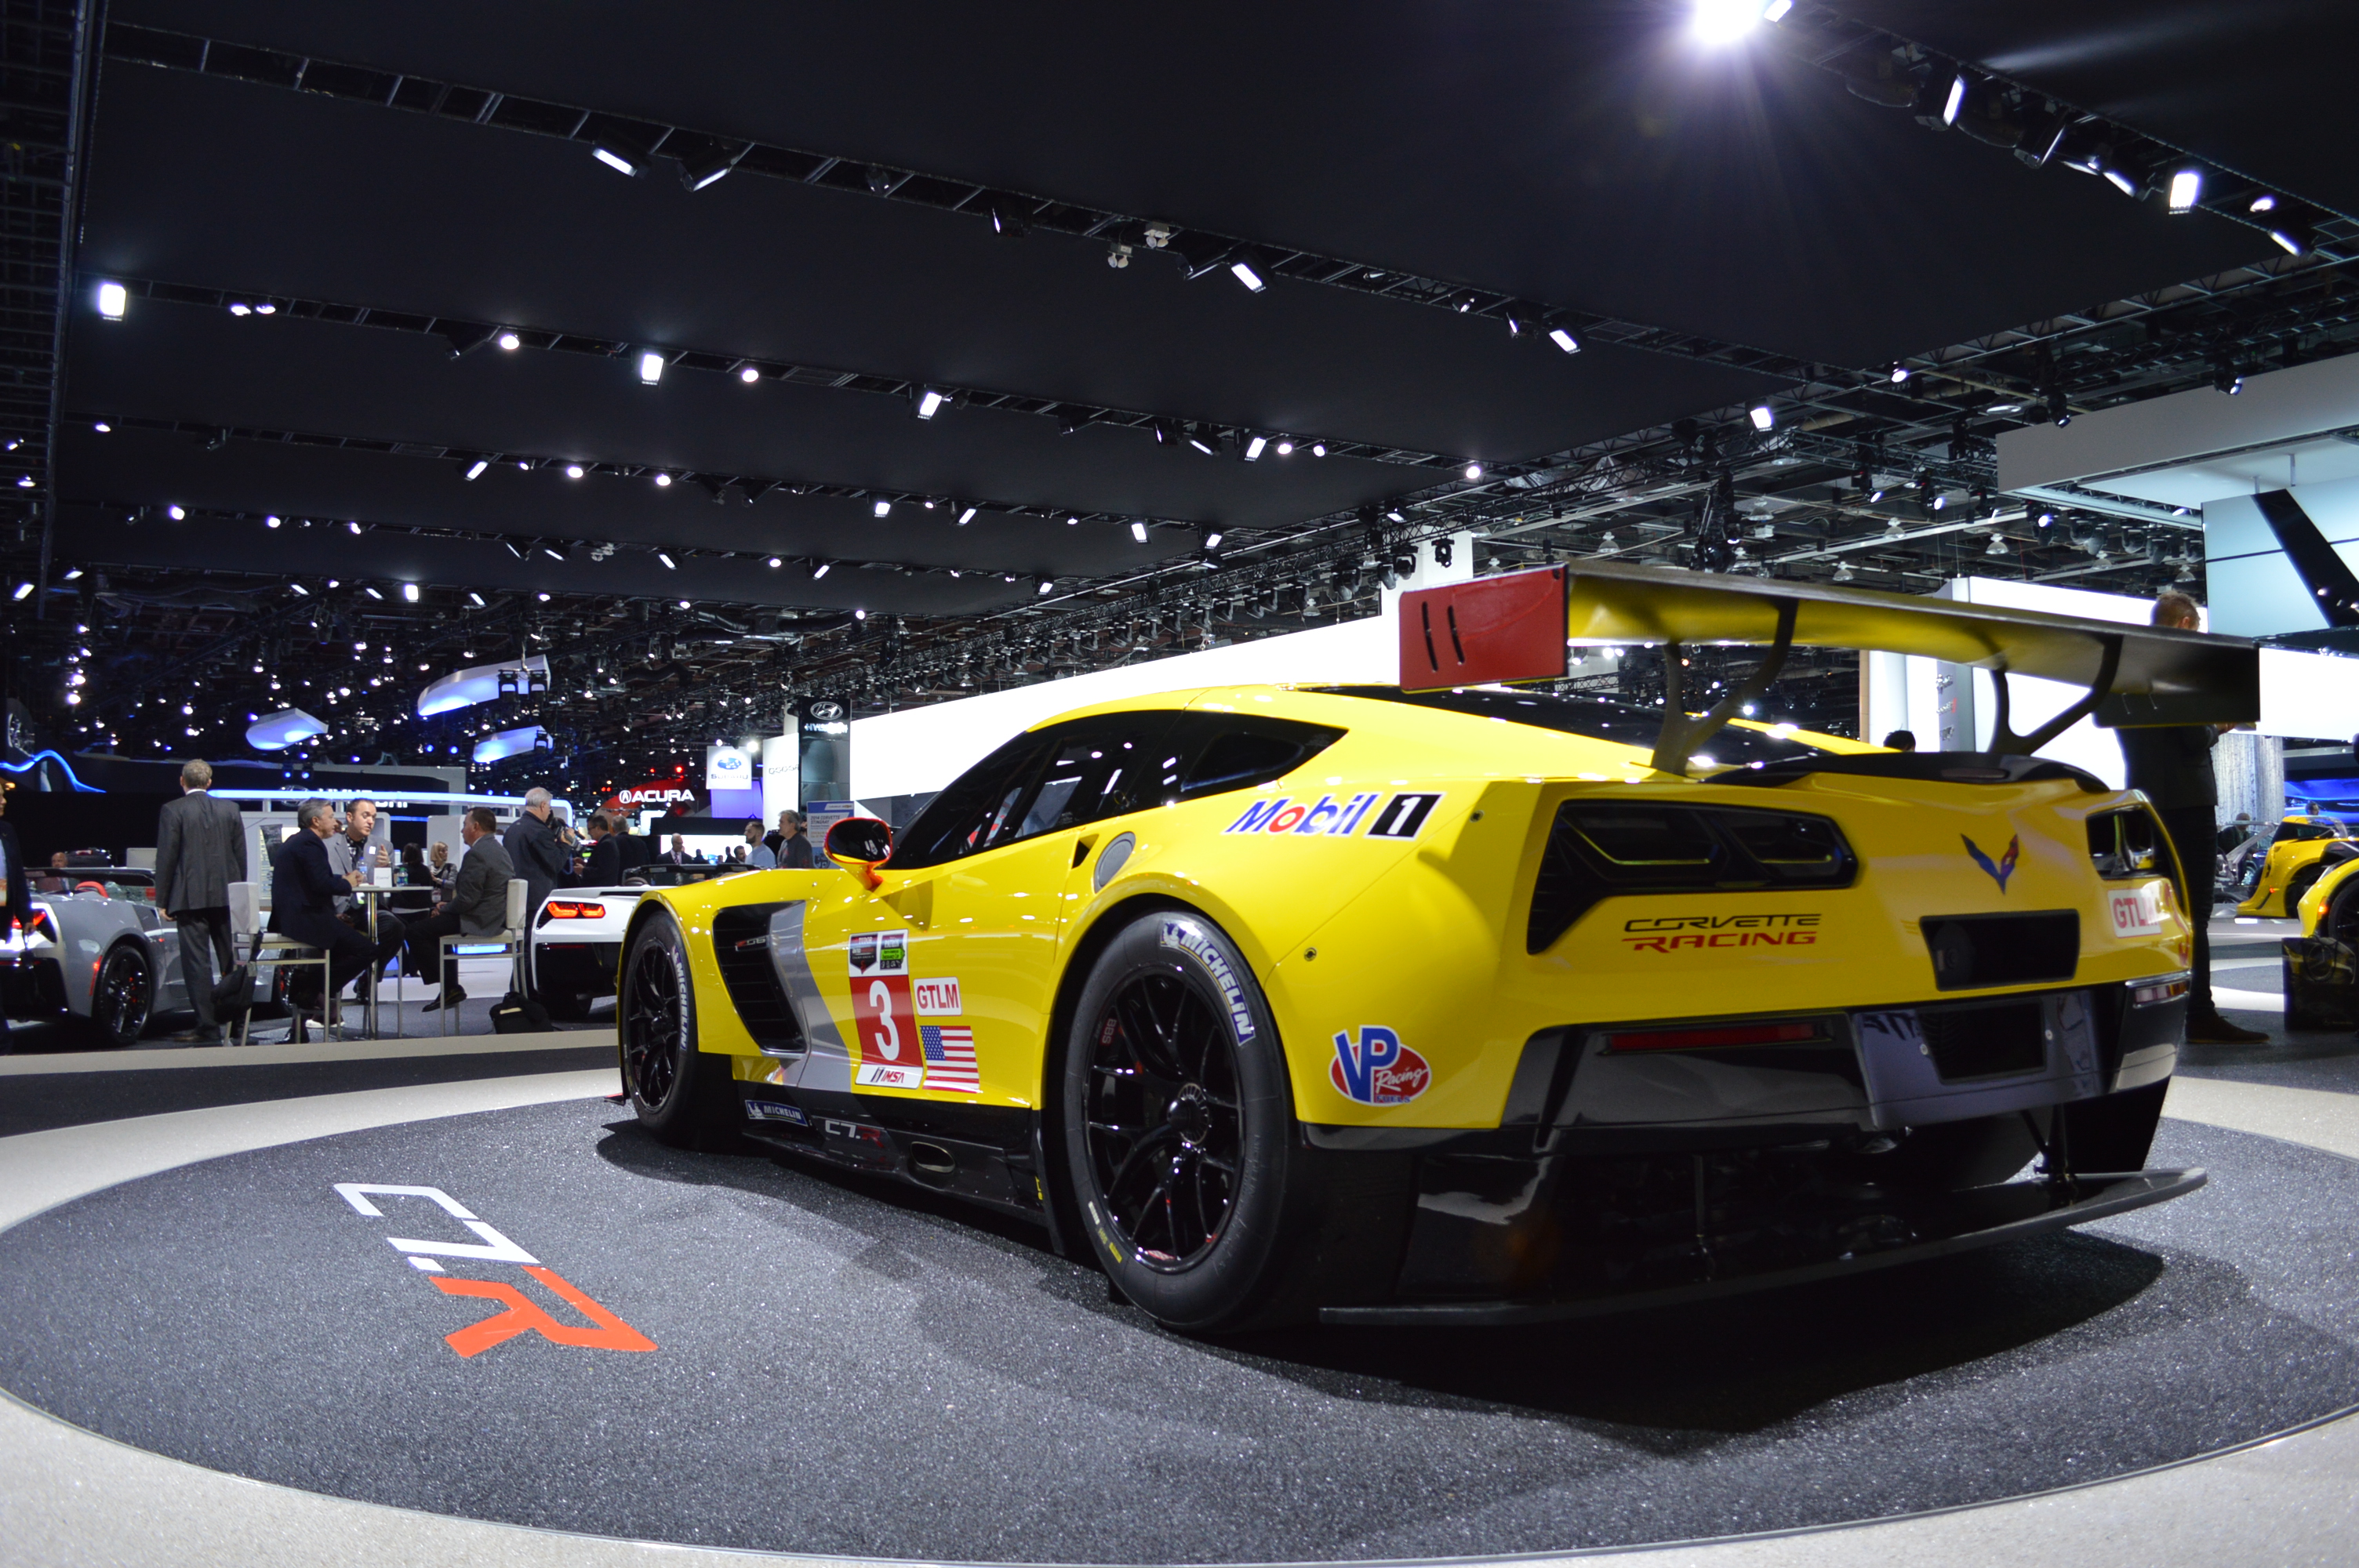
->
[2, 915, 2356, 1568]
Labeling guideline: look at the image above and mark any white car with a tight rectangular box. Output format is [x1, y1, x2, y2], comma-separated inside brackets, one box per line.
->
[2, 869, 256, 1046]
[528, 862, 748, 1019]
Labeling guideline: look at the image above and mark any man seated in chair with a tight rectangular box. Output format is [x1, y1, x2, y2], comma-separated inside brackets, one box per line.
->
[272, 797, 405, 1025]
[403, 808, 516, 1014]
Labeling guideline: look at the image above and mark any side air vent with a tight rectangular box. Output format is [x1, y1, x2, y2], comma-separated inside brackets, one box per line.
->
[1921, 911, 2079, 991]
[712, 903, 804, 1052]
[1527, 800, 1856, 953]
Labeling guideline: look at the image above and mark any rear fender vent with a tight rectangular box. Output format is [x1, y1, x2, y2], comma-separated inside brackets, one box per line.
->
[1528, 800, 1856, 953]
[1921, 911, 2078, 991]
[712, 902, 805, 1052]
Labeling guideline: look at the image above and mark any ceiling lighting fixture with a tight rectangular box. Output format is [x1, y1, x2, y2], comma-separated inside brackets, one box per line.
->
[873, 499, 892, 517]
[1889, 363, 1910, 384]
[167, 504, 186, 521]
[96, 281, 127, 319]
[2251, 194, 2278, 213]
[657, 552, 677, 569]
[467, 591, 485, 606]
[2269, 227, 2308, 256]
[1131, 521, 1150, 543]
[463, 458, 489, 481]
[228, 302, 252, 317]
[402, 583, 420, 602]
[1205, 532, 1224, 550]
[1244, 434, 1267, 461]
[591, 142, 642, 176]
[2167, 169, 2203, 213]
[1310, 442, 1327, 457]
[637, 350, 666, 385]
[1187, 426, 1219, 456]
[2101, 167, 2138, 198]
[1037, 579, 1055, 594]
[653, 471, 671, 487]
[565, 463, 585, 479]
[1464, 463, 1484, 481]
[497, 331, 521, 350]
[1275, 440, 1295, 456]
[362, 585, 384, 600]
[915, 387, 947, 419]
[1228, 254, 1267, 292]
[678, 142, 747, 191]
[93, 422, 110, 432]
[766, 556, 782, 568]
[9, 582, 31, 601]
[1547, 319, 1580, 354]
[813, 562, 831, 579]
[738, 365, 760, 383]
[290, 583, 310, 597]
[1749, 405, 1776, 430]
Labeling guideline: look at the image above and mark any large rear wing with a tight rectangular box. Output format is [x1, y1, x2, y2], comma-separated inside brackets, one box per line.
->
[1398, 562, 2259, 775]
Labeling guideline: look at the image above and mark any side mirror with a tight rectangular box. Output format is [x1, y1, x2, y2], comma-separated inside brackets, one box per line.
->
[824, 817, 894, 887]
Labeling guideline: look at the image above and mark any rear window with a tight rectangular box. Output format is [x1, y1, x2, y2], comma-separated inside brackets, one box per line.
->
[1310, 685, 1836, 766]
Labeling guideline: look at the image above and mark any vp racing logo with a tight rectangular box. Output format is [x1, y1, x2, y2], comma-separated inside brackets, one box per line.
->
[1330, 1026, 1430, 1106]
[1963, 833, 2021, 892]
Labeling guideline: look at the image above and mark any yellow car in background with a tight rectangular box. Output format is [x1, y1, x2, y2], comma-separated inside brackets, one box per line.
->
[616, 565, 2251, 1330]
[2239, 815, 2357, 918]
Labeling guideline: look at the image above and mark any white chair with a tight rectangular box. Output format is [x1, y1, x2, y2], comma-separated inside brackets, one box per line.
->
[227, 880, 335, 1046]
[439, 877, 531, 1036]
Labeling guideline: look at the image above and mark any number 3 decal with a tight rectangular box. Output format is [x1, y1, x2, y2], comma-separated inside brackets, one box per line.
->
[869, 978, 900, 1060]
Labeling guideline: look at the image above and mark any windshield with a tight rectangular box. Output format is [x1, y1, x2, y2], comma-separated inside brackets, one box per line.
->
[1310, 686, 1841, 766]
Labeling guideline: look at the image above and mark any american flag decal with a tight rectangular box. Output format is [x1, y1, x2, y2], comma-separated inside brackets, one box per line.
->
[920, 1024, 980, 1094]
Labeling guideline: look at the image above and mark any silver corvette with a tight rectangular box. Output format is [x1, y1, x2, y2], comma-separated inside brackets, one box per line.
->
[1, 869, 255, 1047]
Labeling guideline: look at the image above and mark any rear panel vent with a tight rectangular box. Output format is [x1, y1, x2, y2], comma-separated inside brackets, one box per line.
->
[712, 903, 804, 1051]
[1919, 1000, 2047, 1080]
[1921, 911, 2078, 991]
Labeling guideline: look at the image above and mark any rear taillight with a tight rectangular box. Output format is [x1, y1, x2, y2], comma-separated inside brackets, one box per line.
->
[2131, 975, 2190, 1007]
[1605, 1019, 1830, 1052]
[1528, 800, 1856, 952]
[543, 900, 606, 920]
[2087, 806, 2165, 880]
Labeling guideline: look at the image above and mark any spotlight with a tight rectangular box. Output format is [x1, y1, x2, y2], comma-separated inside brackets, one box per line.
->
[94, 422, 110, 433]
[363, 585, 384, 600]
[678, 142, 747, 191]
[10, 581, 31, 601]
[464, 458, 489, 481]
[958, 506, 978, 525]
[1691, 0, 1778, 42]
[915, 387, 947, 419]
[653, 472, 671, 487]
[467, 591, 485, 606]
[348, 520, 365, 534]
[1037, 579, 1055, 594]
[1245, 434, 1267, 461]
[2046, 390, 2071, 426]
[591, 142, 642, 176]
[291, 583, 311, 597]
[2213, 363, 2244, 396]
[813, 562, 831, 579]
[1310, 442, 1327, 457]
[1749, 405, 1776, 430]
[1186, 426, 1219, 456]
[2269, 227, 2308, 256]
[565, 463, 585, 479]
[2101, 166, 2138, 198]
[1227, 252, 1267, 292]
[989, 200, 1029, 238]
[167, 504, 186, 521]
[96, 281, 126, 319]
[657, 552, 677, 569]
[497, 331, 521, 350]
[541, 545, 566, 561]
[1464, 463, 1484, 481]
[766, 556, 782, 568]
[1205, 532, 1224, 550]
[229, 302, 252, 317]
[1986, 532, 2008, 556]
[1131, 521, 1150, 543]
[2167, 169, 2203, 213]
[2251, 194, 2278, 213]
[1889, 363, 1910, 384]
[637, 350, 666, 384]
[1275, 440, 1295, 456]
[1547, 318, 1580, 354]
[738, 365, 760, 383]
[873, 499, 892, 517]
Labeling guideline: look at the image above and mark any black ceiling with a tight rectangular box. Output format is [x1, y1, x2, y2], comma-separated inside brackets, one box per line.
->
[53, 0, 2328, 619]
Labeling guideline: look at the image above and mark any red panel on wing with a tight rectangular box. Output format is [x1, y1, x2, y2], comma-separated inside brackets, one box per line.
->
[1398, 568, 1568, 691]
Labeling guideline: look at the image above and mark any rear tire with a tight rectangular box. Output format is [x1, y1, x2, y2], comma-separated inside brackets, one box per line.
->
[2285, 865, 2324, 917]
[82, 942, 154, 1049]
[2327, 873, 2359, 947]
[620, 911, 739, 1149]
[1060, 909, 1408, 1333]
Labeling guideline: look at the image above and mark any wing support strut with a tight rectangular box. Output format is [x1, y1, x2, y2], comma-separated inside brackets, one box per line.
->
[1652, 600, 1797, 775]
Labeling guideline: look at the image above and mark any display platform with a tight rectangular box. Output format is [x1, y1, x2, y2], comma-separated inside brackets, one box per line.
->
[2, 1100, 2355, 1565]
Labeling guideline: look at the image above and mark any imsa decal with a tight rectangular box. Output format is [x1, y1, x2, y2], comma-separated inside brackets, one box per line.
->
[1222, 791, 1441, 840]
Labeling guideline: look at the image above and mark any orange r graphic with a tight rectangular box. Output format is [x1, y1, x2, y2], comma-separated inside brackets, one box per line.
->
[431, 1265, 657, 1357]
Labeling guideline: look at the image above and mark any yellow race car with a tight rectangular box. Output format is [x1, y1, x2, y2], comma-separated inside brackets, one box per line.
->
[2237, 815, 2357, 918]
[616, 564, 2253, 1330]
[2286, 841, 2359, 1029]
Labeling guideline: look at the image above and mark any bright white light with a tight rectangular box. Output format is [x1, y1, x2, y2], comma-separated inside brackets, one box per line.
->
[1691, 0, 1771, 43]
[362, 586, 383, 600]
[1229, 259, 1266, 292]
[1942, 74, 1967, 125]
[1276, 440, 1295, 456]
[1464, 463, 1484, 481]
[464, 458, 489, 481]
[1749, 405, 1775, 430]
[1205, 532, 1224, 550]
[497, 331, 521, 350]
[1310, 442, 1328, 456]
[1548, 326, 1579, 354]
[2167, 169, 2203, 213]
[2101, 167, 2137, 197]
[1037, 580, 1054, 594]
[958, 506, 978, 525]
[813, 562, 831, 579]
[565, 463, 584, 479]
[854, 608, 867, 620]
[657, 552, 677, 569]
[873, 499, 892, 517]
[291, 583, 310, 597]
[9, 582, 30, 601]
[766, 556, 782, 568]
[402, 583, 420, 602]
[167, 504, 185, 521]
[347, 521, 362, 534]
[653, 471, 671, 487]
[1131, 521, 1150, 543]
[264, 515, 282, 528]
[1245, 435, 1267, 460]
[229, 302, 251, 317]
[96, 281, 126, 319]
[467, 591, 485, 606]
[1889, 364, 1910, 384]
[94, 422, 110, 432]
[739, 365, 760, 383]
[593, 147, 637, 176]
[2270, 229, 2306, 256]
[2251, 194, 2277, 213]
[256, 303, 276, 315]
[637, 350, 665, 384]
[916, 388, 946, 419]
[1932, 494, 1948, 510]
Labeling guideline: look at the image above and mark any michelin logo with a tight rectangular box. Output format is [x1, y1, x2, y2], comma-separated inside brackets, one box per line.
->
[1158, 920, 1256, 1042]
[1223, 791, 1441, 840]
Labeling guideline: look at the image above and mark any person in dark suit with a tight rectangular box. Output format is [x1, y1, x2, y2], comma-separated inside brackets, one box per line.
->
[580, 811, 622, 885]
[0, 781, 31, 1052]
[2117, 590, 2266, 1046]
[272, 797, 403, 1022]
[406, 808, 516, 1011]
[777, 810, 815, 869]
[154, 759, 249, 1044]
[614, 817, 653, 873]
[503, 789, 568, 926]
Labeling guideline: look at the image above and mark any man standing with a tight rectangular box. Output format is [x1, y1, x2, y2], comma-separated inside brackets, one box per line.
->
[503, 788, 568, 922]
[614, 814, 653, 873]
[0, 782, 29, 1051]
[776, 809, 814, 869]
[324, 798, 406, 1002]
[154, 760, 246, 1044]
[272, 797, 404, 1025]
[2117, 590, 2267, 1046]
[743, 819, 776, 869]
[581, 812, 622, 884]
[663, 834, 689, 865]
[405, 808, 515, 1012]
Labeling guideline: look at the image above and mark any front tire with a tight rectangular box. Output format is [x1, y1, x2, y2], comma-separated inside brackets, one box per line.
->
[1060, 909, 1408, 1332]
[620, 912, 738, 1149]
[83, 942, 154, 1048]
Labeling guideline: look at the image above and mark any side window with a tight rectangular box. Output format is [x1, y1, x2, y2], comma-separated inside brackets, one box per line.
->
[1016, 714, 1181, 839]
[889, 735, 1052, 869]
[1168, 714, 1346, 800]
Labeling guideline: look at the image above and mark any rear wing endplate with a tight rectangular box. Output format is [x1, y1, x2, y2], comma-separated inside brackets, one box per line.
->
[1399, 562, 2259, 774]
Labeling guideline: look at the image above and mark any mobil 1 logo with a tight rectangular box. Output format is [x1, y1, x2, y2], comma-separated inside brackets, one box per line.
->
[1364, 792, 1441, 840]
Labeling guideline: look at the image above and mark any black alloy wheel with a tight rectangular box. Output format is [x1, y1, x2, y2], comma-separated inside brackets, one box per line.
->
[620, 912, 736, 1147]
[2328, 875, 2359, 949]
[87, 943, 154, 1048]
[1084, 969, 1244, 1270]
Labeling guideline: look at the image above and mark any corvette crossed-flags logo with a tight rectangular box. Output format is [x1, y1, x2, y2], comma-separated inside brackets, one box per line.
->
[1962, 833, 2022, 892]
